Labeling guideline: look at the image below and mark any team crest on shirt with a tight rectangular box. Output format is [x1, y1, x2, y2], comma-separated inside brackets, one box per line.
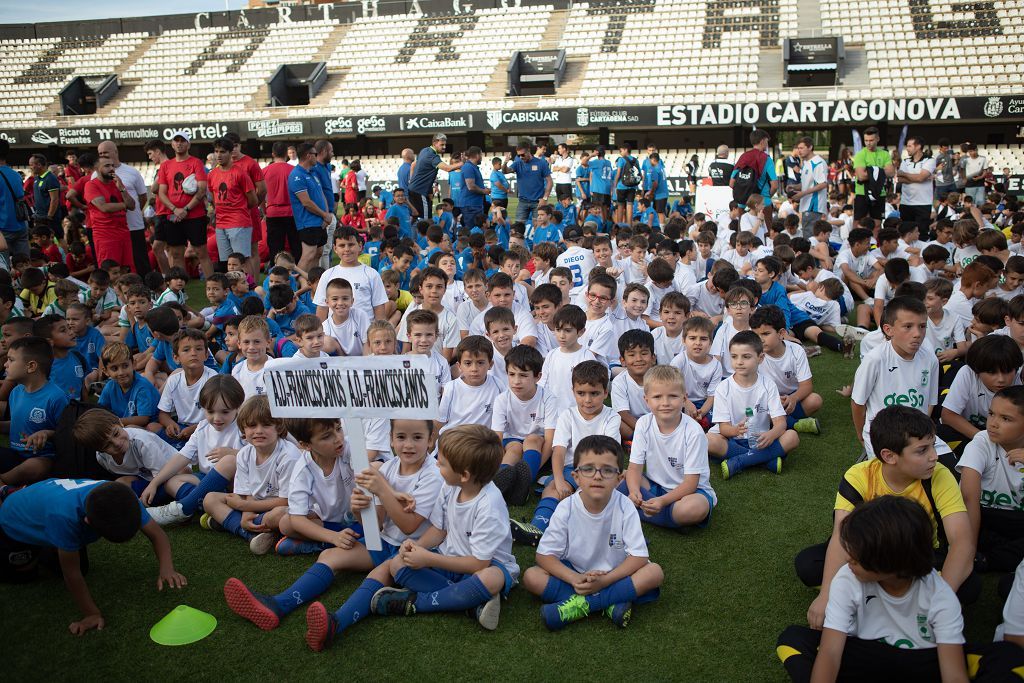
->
[920, 370, 930, 385]
[784, 370, 794, 380]
[917, 613, 933, 642]
[667, 456, 681, 469]
[483, 403, 492, 414]
[608, 533, 624, 549]
[87, 342, 96, 353]
[127, 401, 137, 415]
[29, 408, 46, 423]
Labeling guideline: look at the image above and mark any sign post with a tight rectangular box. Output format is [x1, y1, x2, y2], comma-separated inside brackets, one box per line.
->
[264, 355, 438, 551]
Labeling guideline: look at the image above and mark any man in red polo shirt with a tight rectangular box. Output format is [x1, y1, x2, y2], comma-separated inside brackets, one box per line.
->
[208, 137, 257, 274]
[262, 140, 298, 259]
[224, 132, 265, 276]
[84, 157, 134, 270]
[156, 130, 212, 278]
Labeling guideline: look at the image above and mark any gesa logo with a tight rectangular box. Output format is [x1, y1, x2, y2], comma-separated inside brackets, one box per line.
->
[883, 389, 926, 408]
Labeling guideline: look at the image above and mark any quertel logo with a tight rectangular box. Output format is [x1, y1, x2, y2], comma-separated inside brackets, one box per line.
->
[487, 110, 503, 130]
[31, 130, 58, 145]
[983, 96, 1004, 118]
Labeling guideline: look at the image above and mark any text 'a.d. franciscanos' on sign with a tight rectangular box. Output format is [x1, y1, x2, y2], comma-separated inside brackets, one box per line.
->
[265, 356, 438, 419]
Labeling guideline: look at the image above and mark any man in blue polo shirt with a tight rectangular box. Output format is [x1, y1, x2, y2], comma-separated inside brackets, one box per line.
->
[588, 146, 613, 218]
[0, 139, 29, 259]
[312, 140, 338, 270]
[502, 143, 552, 223]
[397, 148, 414, 193]
[644, 152, 670, 225]
[458, 146, 489, 230]
[288, 142, 333, 271]
[408, 133, 464, 221]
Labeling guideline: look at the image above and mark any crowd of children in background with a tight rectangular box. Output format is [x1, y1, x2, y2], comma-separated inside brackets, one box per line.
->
[1, 133, 1024, 680]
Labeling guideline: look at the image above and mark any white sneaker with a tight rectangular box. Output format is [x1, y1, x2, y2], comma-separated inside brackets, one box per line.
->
[147, 501, 192, 526]
[835, 324, 870, 341]
[475, 594, 501, 631]
[249, 532, 278, 555]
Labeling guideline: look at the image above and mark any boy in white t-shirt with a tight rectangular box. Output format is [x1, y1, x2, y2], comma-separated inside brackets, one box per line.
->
[153, 329, 217, 447]
[750, 306, 823, 434]
[231, 315, 271, 399]
[513, 361, 621, 546]
[491, 345, 557, 506]
[670, 316, 720, 429]
[611, 282, 651, 342]
[320, 277, 369, 357]
[710, 287, 755, 377]
[707, 331, 800, 478]
[483, 307, 515, 391]
[396, 266, 459, 361]
[405, 309, 451, 399]
[833, 228, 879, 328]
[923, 278, 967, 365]
[539, 305, 598, 412]
[523, 435, 664, 630]
[74, 409, 179, 500]
[790, 278, 844, 332]
[313, 227, 388, 325]
[436, 336, 504, 435]
[623, 366, 715, 530]
[528, 283, 563, 357]
[958, 386, 1024, 573]
[466, 272, 538, 346]
[455, 268, 489, 341]
[611, 329, 655, 440]
[578, 273, 619, 366]
[651, 292, 689, 366]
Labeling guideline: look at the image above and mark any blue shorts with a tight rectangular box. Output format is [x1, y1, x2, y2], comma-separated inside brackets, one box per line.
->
[502, 437, 523, 448]
[693, 398, 706, 410]
[157, 422, 192, 449]
[322, 519, 362, 535]
[359, 539, 400, 567]
[561, 465, 578, 490]
[786, 395, 808, 421]
[648, 481, 715, 529]
[129, 477, 172, 505]
[433, 560, 517, 598]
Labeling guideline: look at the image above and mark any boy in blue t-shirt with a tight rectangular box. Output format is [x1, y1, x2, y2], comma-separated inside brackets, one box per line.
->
[559, 195, 578, 229]
[0, 478, 185, 634]
[35, 314, 86, 401]
[433, 199, 455, 237]
[0, 337, 70, 487]
[529, 206, 562, 246]
[97, 342, 160, 427]
[67, 302, 105, 380]
[123, 284, 154, 370]
[638, 198, 660, 228]
[384, 189, 414, 239]
[267, 284, 313, 338]
[489, 158, 509, 207]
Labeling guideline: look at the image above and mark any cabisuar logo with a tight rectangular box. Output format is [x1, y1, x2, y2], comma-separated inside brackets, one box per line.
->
[400, 114, 473, 130]
[268, 367, 430, 410]
[656, 98, 963, 126]
[247, 119, 304, 138]
[486, 110, 559, 130]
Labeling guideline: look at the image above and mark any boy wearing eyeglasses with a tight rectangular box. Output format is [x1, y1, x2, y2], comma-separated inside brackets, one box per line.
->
[521, 434, 664, 630]
[620, 364, 716, 533]
[578, 272, 618, 367]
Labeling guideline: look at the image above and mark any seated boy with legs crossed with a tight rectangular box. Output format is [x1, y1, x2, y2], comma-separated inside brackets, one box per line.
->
[623, 365, 716, 530]
[513, 360, 621, 546]
[778, 495, 1022, 683]
[707, 331, 800, 479]
[226, 419, 442, 643]
[201, 395, 302, 554]
[670, 316, 720, 431]
[523, 435, 664, 630]
[491, 344, 558, 505]
[96, 341, 160, 428]
[143, 375, 245, 525]
[611, 329, 655, 441]
[150, 327, 218, 447]
[273, 417, 358, 556]
[750, 306, 823, 435]
[436, 336, 504, 436]
[794, 406, 979, 631]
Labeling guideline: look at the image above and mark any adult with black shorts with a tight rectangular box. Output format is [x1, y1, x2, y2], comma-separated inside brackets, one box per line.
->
[551, 143, 575, 201]
[408, 133, 462, 221]
[613, 143, 641, 225]
[262, 141, 299, 260]
[932, 138, 955, 201]
[502, 143, 552, 224]
[707, 145, 734, 186]
[852, 126, 894, 229]
[644, 152, 669, 225]
[155, 131, 212, 278]
[897, 135, 936, 238]
[287, 142, 333, 272]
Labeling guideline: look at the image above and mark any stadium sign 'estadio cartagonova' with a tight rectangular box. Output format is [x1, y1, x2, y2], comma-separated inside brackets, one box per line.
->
[2, 95, 1023, 149]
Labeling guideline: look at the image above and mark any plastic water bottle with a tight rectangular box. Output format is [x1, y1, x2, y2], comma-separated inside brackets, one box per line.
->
[745, 407, 760, 456]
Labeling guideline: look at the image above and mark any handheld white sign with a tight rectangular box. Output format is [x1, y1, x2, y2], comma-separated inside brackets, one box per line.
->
[265, 355, 438, 551]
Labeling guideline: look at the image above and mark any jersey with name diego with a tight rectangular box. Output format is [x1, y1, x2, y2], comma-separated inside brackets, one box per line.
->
[234, 438, 302, 501]
[180, 419, 243, 474]
[926, 309, 966, 356]
[760, 340, 812, 396]
[631, 412, 715, 503]
[158, 366, 218, 424]
[945, 366, 1019, 431]
[553, 405, 621, 468]
[98, 372, 160, 420]
[540, 345, 599, 412]
[824, 565, 964, 649]
[579, 314, 618, 365]
[957, 431, 1024, 512]
[378, 455, 444, 546]
[537, 489, 648, 573]
[232, 357, 269, 398]
[671, 353, 722, 402]
[852, 341, 939, 455]
[428, 482, 520, 580]
[8, 381, 68, 457]
[288, 446, 356, 524]
[555, 245, 597, 297]
[789, 291, 840, 329]
[491, 385, 559, 440]
[96, 427, 179, 479]
[313, 263, 388, 324]
[322, 307, 370, 356]
[709, 373, 785, 435]
[438, 375, 504, 434]
[652, 326, 684, 366]
[611, 371, 650, 419]
[0, 478, 151, 551]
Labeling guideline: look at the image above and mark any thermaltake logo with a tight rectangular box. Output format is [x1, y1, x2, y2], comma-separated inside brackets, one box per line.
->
[324, 117, 353, 135]
[576, 108, 589, 126]
[486, 110, 503, 129]
[983, 96, 1004, 118]
[356, 116, 386, 134]
[31, 130, 58, 145]
[400, 114, 472, 130]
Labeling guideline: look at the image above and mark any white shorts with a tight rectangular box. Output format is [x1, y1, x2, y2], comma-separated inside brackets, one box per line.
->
[216, 227, 253, 260]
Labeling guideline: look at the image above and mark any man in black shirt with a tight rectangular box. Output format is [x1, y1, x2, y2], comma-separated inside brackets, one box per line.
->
[707, 145, 734, 187]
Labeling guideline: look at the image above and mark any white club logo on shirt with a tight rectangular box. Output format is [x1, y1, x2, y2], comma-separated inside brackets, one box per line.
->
[29, 408, 46, 424]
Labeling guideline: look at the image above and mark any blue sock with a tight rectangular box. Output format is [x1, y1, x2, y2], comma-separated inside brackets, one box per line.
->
[221, 510, 255, 540]
[734, 440, 785, 471]
[542, 576, 576, 603]
[413, 575, 492, 613]
[394, 566, 452, 593]
[725, 438, 748, 459]
[332, 578, 383, 634]
[786, 415, 797, 430]
[175, 482, 196, 501]
[531, 497, 559, 531]
[522, 449, 543, 480]
[272, 562, 335, 615]
[583, 577, 637, 612]
[176, 469, 231, 515]
[639, 487, 679, 528]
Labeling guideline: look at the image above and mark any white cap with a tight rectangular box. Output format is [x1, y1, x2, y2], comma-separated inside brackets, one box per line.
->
[169, 129, 191, 142]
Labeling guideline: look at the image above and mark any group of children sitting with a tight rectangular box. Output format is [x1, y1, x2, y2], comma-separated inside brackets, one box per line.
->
[1, 191, 1023, 679]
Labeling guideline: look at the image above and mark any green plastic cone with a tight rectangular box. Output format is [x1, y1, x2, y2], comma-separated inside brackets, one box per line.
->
[150, 605, 217, 646]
